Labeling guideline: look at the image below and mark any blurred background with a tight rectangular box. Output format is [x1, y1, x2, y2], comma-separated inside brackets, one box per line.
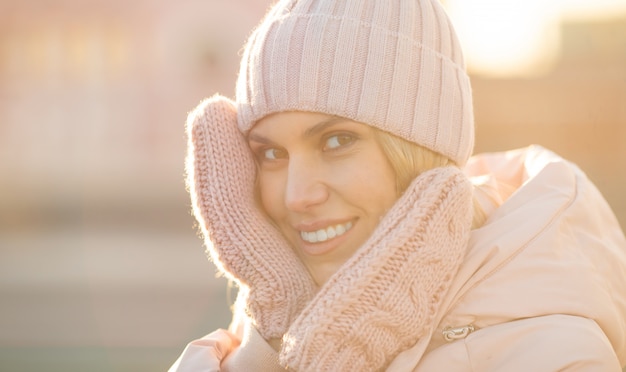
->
[0, 0, 624, 371]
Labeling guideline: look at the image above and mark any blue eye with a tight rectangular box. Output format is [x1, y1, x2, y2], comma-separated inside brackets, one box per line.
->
[324, 134, 355, 150]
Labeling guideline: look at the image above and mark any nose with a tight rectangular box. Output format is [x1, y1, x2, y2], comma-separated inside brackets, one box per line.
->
[284, 157, 329, 212]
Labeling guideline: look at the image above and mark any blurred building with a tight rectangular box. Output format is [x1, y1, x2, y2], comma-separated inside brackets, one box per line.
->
[472, 15, 626, 226]
[0, 0, 268, 215]
[0, 1, 269, 371]
[0, 1, 624, 371]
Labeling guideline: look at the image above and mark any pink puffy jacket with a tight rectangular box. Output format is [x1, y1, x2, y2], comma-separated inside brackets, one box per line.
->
[171, 146, 626, 371]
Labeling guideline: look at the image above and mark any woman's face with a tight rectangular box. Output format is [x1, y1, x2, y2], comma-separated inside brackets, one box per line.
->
[248, 111, 399, 285]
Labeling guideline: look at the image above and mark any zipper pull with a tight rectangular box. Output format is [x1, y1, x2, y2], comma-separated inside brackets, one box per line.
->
[442, 324, 476, 342]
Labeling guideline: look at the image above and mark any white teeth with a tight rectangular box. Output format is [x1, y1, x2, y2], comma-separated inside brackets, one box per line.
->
[306, 231, 317, 243]
[300, 222, 353, 243]
[326, 227, 336, 239]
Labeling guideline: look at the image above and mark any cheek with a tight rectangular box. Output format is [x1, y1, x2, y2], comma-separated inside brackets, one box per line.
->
[258, 174, 285, 220]
[337, 158, 396, 204]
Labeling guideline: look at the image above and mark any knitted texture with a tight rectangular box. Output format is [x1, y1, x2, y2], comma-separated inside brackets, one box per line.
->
[185, 95, 317, 339]
[236, 0, 474, 166]
[280, 166, 473, 371]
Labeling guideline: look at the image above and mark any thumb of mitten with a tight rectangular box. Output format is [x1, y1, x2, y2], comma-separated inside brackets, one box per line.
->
[186, 95, 317, 339]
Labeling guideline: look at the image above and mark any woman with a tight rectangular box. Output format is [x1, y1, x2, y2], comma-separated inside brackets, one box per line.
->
[171, 0, 626, 370]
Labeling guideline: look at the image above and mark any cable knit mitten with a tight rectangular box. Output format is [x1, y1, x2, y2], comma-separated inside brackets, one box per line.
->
[280, 166, 473, 371]
[185, 95, 317, 340]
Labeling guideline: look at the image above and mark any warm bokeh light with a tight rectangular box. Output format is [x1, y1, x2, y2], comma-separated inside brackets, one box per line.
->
[446, 0, 626, 77]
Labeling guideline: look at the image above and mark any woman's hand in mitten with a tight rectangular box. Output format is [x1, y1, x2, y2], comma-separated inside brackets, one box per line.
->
[281, 166, 474, 371]
[186, 95, 317, 340]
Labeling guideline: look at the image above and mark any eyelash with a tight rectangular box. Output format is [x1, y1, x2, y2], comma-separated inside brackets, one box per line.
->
[261, 147, 286, 161]
[323, 133, 357, 151]
[253, 132, 358, 164]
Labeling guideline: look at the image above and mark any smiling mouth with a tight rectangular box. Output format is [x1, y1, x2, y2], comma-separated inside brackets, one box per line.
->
[299, 221, 353, 243]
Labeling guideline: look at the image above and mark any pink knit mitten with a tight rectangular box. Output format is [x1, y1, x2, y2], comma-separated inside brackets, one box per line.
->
[185, 95, 317, 339]
[280, 166, 473, 371]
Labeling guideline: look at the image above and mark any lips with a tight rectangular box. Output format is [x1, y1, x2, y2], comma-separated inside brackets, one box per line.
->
[299, 221, 353, 243]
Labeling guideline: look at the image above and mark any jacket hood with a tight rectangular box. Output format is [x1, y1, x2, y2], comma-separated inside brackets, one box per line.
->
[431, 145, 626, 364]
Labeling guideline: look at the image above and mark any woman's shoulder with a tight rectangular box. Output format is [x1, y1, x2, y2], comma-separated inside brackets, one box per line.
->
[437, 145, 626, 368]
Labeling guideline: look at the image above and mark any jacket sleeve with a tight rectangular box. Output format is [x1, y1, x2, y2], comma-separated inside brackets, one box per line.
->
[417, 314, 622, 372]
[168, 329, 240, 372]
[169, 319, 284, 372]
[221, 315, 286, 372]
[220, 309, 285, 372]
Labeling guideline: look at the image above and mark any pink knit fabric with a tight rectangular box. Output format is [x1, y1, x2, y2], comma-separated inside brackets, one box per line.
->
[188, 0, 478, 365]
[185, 95, 318, 340]
[280, 166, 473, 371]
[236, 0, 474, 166]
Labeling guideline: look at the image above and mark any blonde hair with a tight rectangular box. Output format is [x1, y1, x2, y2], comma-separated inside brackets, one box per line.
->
[374, 130, 486, 229]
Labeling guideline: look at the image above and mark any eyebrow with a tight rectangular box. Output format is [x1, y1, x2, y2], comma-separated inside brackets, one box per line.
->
[247, 116, 347, 144]
[303, 116, 346, 138]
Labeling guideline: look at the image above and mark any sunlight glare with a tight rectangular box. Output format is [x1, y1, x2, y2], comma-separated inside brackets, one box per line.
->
[446, 0, 559, 77]
[445, 0, 626, 77]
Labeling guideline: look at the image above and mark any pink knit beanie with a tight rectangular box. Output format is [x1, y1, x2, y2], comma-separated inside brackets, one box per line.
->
[236, 0, 474, 166]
